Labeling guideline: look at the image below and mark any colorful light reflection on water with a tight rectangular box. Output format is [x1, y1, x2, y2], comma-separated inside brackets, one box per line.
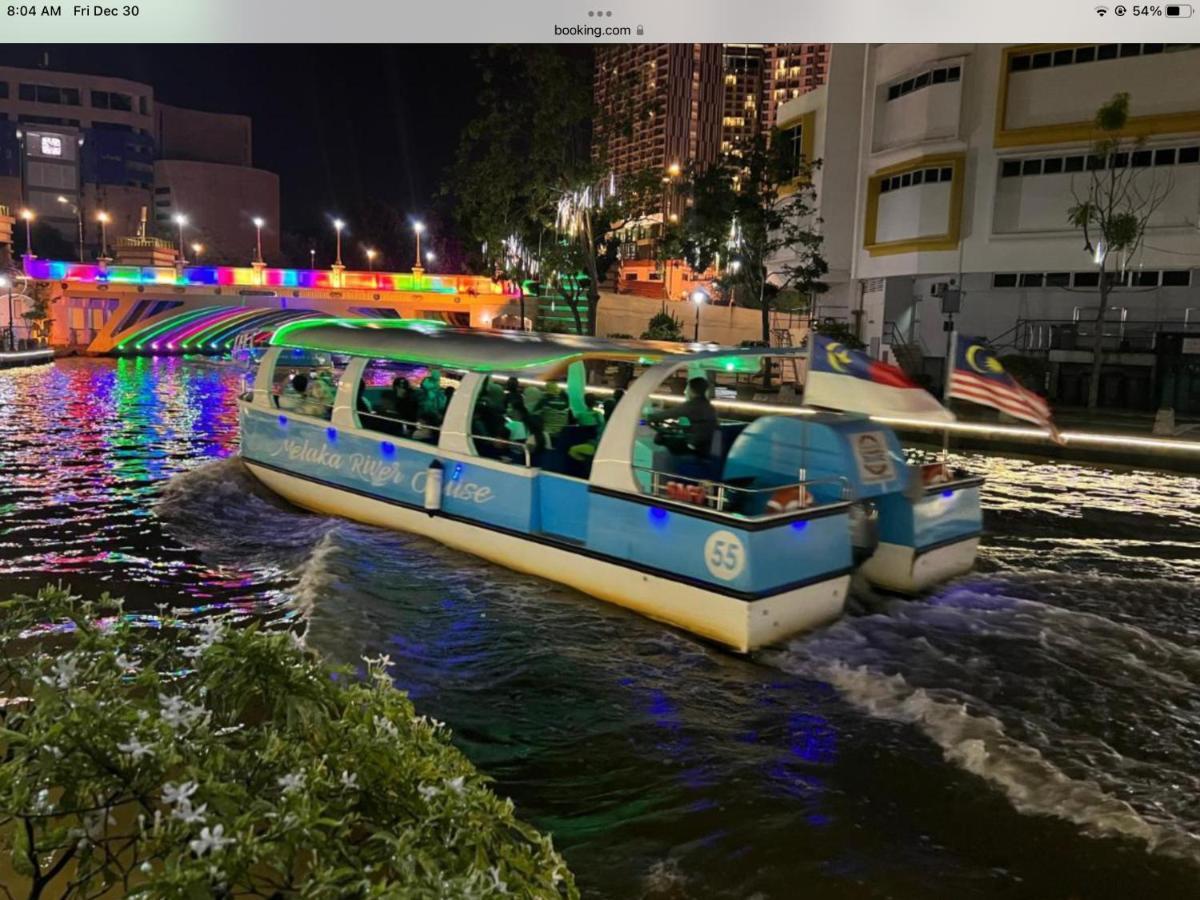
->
[2, 358, 1199, 899]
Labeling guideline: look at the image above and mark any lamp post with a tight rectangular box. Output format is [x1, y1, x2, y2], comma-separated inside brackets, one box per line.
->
[191, 242, 204, 261]
[252, 217, 265, 264]
[173, 213, 189, 264]
[309, 248, 316, 269]
[96, 211, 111, 260]
[333, 219, 345, 267]
[57, 195, 84, 263]
[425, 250, 436, 271]
[19, 209, 35, 260]
[0, 275, 12, 352]
[365, 248, 377, 272]
[412, 221, 425, 274]
[691, 289, 705, 342]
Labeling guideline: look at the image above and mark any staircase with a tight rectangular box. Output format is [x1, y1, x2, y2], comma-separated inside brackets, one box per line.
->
[884, 321, 924, 379]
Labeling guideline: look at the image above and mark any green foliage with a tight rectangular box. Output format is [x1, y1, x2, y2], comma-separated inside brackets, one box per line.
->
[640, 311, 685, 342]
[0, 586, 576, 898]
[666, 134, 828, 346]
[1094, 92, 1130, 132]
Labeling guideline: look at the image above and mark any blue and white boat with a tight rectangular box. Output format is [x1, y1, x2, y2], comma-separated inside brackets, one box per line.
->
[237, 320, 982, 652]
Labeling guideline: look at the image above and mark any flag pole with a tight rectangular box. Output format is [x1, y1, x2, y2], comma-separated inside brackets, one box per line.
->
[941, 325, 956, 466]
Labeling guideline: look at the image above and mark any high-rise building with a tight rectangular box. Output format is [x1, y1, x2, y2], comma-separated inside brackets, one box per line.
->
[720, 45, 766, 156]
[593, 44, 723, 179]
[761, 44, 830, 132]
[0, 64, 280, 264]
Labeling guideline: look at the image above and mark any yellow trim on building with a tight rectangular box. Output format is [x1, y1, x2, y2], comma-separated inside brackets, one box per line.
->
[776, 110, 817, 197]
[995, 44, 1200, 148]
[863, 152, 966, 258]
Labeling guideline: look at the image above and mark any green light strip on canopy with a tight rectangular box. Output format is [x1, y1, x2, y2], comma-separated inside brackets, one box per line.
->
[269, 317, 450, 345]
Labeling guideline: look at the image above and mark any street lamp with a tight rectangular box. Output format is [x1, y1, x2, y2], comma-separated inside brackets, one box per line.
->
[333, 219, 345, 267]
[96, 211, 111, 259]
[0, 275, 12, 352]
[173, 213, 189, 264]
[425, 250, 436, 269]
[691, 289, 705, 342]
[19, 209, 34, 258]
[252, 216, 265, 264]
[365, 248, 377, 271]
[667, 162, 681, 178]
[191, 242, 204, 261]
[57, 195, 84, 263]
[412, 221, 425, 272]
[309, 247, 316, 269]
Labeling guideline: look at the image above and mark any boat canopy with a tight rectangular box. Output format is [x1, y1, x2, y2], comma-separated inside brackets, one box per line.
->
[267, 317, 807, 374]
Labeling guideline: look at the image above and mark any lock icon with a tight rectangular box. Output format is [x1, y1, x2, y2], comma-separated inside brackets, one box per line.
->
[636, 24, 644, 35]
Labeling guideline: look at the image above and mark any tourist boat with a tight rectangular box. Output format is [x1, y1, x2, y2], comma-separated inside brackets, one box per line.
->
[237, 320, 983, 652]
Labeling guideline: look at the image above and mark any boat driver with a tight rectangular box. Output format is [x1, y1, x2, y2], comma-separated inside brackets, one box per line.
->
[647, 376, 718, 457]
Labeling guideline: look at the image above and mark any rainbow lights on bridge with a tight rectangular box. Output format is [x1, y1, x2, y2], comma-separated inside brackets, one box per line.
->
[114, 306, 325, 355]
[24, 259, 519, 297]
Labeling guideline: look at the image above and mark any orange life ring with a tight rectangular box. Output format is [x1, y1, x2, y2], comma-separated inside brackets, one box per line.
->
[766, 485, 811, 513]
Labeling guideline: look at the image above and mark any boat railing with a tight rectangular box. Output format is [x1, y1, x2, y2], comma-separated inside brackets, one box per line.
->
[636, 466, 850, 520]
[468, 432, 533, 468]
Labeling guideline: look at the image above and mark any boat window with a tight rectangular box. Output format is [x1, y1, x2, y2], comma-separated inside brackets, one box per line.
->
[470, 363, 629, 475]
[354, 358, 461, 444]
[271, 350, 345, 421]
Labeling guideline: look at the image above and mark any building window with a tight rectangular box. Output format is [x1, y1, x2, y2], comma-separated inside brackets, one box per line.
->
[878, 163, 955, 194]
[992, 273, 1018, 288]
[780, 121, 806, 181]
[1019, 273, 1044, 288]
[1073, 272, 1100, 287]
[0, 83, 8, 100]
[1009, 43, 1199, 71]
[1046, 272, 1071, 287]
[884, 62, 961, 102]
[1162, 270, 1192, 287]
[1132, 270, 1159, 286]
[1000, 145, 1200, 179]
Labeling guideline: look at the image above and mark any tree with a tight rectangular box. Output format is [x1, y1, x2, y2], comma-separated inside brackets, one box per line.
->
[640, 309, 685, 342]
[668, 135, 828, 353]
[445, 47, 655, 334]
[0, 586, 577, 898]
[1068, 92, 1170, 411]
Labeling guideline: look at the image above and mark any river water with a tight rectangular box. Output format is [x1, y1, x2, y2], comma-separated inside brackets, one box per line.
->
[3, 357, 1199, 899]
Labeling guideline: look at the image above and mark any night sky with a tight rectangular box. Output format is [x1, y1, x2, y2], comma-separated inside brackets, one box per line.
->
[1, 45, 494, 257]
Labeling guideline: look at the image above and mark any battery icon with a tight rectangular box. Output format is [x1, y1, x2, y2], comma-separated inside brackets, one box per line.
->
[1166, 4, 1194, 14]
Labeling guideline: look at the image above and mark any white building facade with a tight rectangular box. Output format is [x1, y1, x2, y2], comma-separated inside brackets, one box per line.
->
[775, 43, 1200, 411]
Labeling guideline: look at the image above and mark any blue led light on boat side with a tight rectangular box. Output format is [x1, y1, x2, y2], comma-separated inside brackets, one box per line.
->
[326, 427, 337, 442]
[452, 463, 464, 481]
[648, 507, 668, 529]
[277, 415, 287, 427]
[380, 441, 395, 457]
[791, 520, 807, 532]
[942, 490, 954, 498]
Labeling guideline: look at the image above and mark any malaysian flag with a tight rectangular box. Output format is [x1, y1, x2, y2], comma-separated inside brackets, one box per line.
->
[948, 334, 1059, 436]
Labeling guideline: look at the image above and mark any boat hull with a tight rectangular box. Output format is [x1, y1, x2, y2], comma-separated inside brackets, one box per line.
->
[244, 460, 850, 653]
[858, 535, 980, 593]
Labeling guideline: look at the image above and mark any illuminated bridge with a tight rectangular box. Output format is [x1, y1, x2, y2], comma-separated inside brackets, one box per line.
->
[25, 259, 524, 356]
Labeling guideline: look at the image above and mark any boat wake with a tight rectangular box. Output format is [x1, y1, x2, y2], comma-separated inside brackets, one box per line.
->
[766, 580, 1200, 865]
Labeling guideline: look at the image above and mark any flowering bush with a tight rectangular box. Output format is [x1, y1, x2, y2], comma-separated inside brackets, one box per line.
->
[0, 586, 576, 898]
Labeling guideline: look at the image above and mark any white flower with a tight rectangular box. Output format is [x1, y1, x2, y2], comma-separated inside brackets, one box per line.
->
[83, 811, 116, 840]
[159, 694, 207, 730]
[488, 865, 509, 894]
[140, 862, 153, 874]
[277, 771, 305, 794]
[339, 770, 358, 790]
[188, 824, 233, 857]
[117, 736, 153, 761]
[42, 654, 79, 689]
[418, 783, 439, 802]
[373, 715, 399, 739]
[31, 788, 51, 815]
[114, 653, 134, 672]
[162, 781, 198, 807]
[447, 776, 465, 795]
[171, 801, 207, 825]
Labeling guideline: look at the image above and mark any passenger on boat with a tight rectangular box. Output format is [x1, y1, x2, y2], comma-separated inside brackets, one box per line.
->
[391, 377, 419, 427]
[502, 376, 523, 412]
[418, 370, 448, 423]
[306, 370, 337, 417]
[505, 398, 545, 464]
[535, 382, 570, 443]
[277, 373, 308, 411]
[647, 377, 717, 456]
[602, 388, 625, 422]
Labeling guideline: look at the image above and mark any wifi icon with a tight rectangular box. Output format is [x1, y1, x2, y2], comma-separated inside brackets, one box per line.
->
[1096, 4, 1109, 13]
